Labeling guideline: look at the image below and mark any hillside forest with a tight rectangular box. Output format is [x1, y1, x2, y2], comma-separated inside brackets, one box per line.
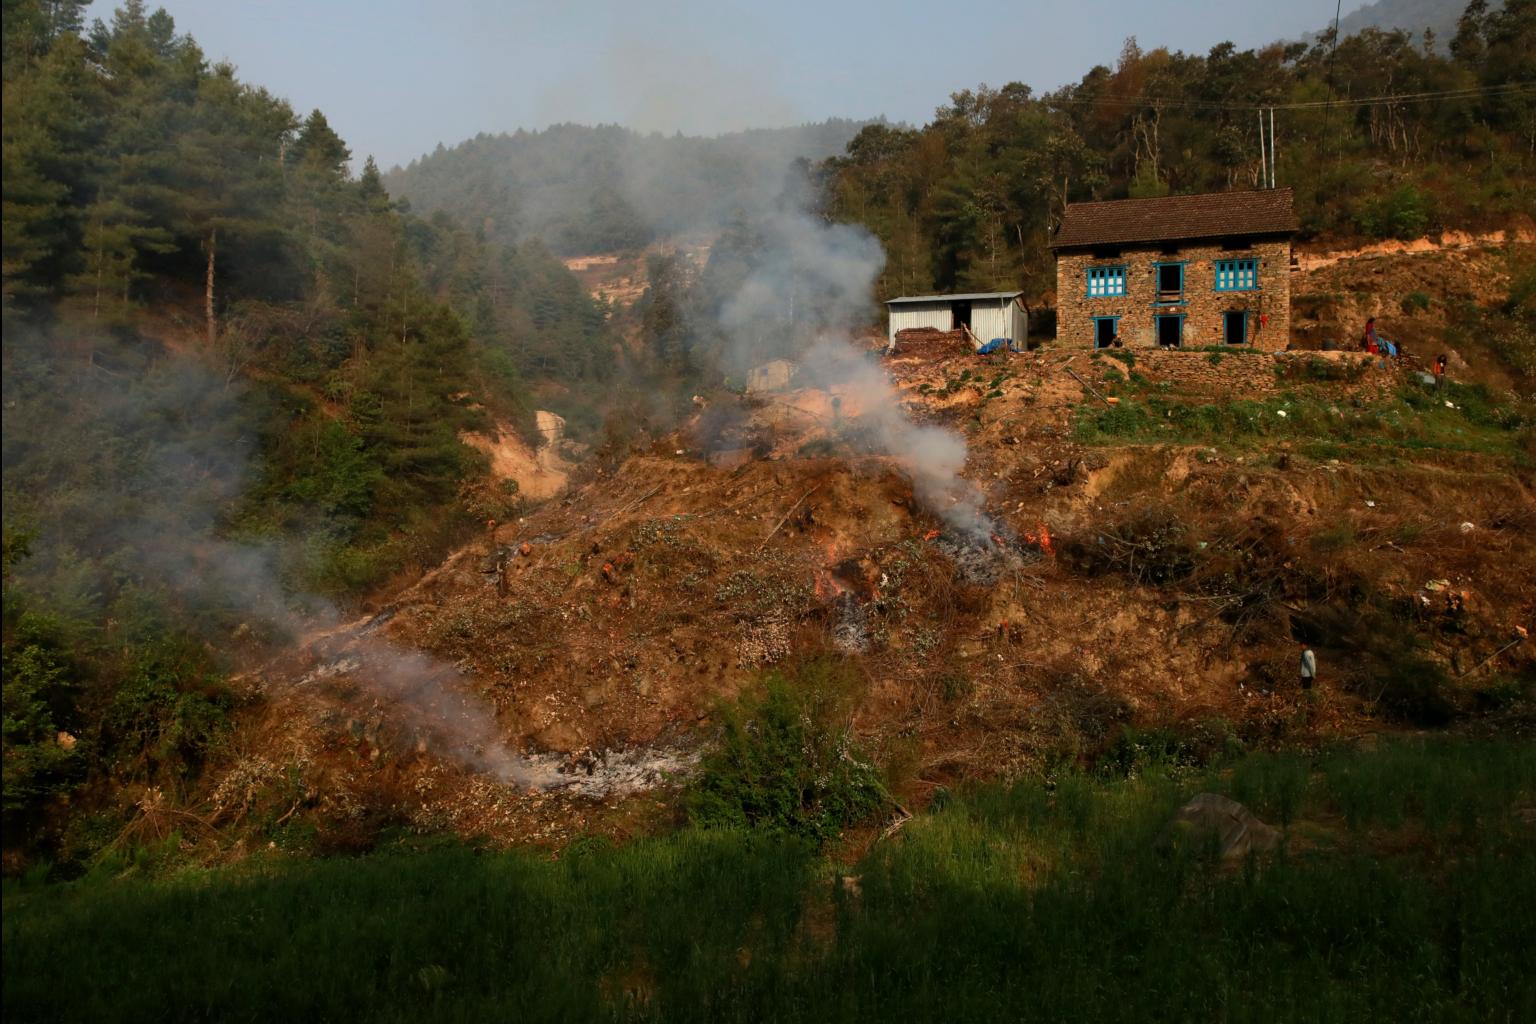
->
[386, 1, 1536, 309]
[2, 0, 1534, 878]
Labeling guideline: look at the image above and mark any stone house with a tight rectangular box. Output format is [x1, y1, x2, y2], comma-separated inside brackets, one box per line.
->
[1051, 188, 1298, 350]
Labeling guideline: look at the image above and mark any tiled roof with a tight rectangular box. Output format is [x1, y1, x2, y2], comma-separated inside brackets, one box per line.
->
[1051, 188, 1297, 249]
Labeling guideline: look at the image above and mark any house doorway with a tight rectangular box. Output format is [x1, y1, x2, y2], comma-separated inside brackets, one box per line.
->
[952, 301, 973, 334]
[1155, 314, 1183, 348]
[1224, 310, 1248, 345]
[1093, 317, 1119, 348]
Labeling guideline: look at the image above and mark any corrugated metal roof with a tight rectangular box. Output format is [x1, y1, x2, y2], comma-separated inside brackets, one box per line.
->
[886, 291, 1022, 305]
[1051, 188, 1297, 249]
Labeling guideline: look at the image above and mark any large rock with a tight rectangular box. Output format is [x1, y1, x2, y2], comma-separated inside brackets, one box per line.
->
[1163, 793, 1280, 861]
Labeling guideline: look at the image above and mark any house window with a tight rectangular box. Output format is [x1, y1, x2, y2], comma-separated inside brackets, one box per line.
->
[1154, 262, 1185, 303]
[1155, 314, 1184, 347]
[1086, 265, 1127, 297]
[1092, 316, 1121, 348]
[1215, 258, 1258, 292]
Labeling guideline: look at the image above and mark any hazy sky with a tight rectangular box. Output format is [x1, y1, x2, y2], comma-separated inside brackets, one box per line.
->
[155, 0, 1364, 170]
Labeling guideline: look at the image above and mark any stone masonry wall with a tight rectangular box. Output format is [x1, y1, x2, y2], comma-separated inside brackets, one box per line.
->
[1056, 239, 1292, 351]
[1088, 348, 1403, 403]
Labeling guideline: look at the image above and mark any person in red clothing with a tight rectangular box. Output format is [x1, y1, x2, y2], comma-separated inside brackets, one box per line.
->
[1362, 317, 1380, 354]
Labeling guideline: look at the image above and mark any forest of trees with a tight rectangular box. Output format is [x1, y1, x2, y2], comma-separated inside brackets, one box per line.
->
[383, 120, 873, 257]
[822, 1, 1534, 299]
[0, 0, 634, 842]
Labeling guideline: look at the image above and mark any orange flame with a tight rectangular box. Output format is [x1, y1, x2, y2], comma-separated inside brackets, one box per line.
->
[923, 529, 941, 542]
[813, 569, 849, 602]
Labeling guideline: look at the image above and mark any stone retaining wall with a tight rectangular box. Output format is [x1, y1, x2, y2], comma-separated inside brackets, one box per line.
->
[1089, 348, 1406, 402]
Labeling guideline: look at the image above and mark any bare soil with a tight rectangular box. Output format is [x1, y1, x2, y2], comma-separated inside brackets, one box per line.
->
[218, 328, 1535, 849]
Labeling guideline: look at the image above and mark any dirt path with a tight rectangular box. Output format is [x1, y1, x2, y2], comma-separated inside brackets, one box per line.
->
[1295, 227, 1533, 273]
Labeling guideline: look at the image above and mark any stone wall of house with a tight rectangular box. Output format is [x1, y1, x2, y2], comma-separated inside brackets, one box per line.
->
[1056, 239, 1292, 351]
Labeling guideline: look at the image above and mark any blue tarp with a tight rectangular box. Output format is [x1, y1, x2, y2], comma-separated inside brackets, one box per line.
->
[976, 338, 1013, 355]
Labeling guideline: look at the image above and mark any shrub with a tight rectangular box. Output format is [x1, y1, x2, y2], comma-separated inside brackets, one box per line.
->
[1, 635, 83, 828]
[1360, 185, 1432, 240]
[104, 642, 232, 775]
[687, 661, 889, 843]
[797, 438, 837, 458]
[939, 673, 973, 702]
[1401, 291, 1431, 315]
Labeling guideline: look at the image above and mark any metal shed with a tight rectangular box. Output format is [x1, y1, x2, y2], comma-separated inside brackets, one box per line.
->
[885, 291, 1027, 350]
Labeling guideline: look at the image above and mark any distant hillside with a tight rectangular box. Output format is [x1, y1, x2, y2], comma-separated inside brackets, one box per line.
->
[1332, 0, 1502, 49]
[385, 120, 876, 256]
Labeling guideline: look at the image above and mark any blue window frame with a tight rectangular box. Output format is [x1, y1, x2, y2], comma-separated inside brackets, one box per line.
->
[1086, 265, 1126, 297]
[1223, 310, 1249, 345]
[1092, 315, 1121, 348]
[1153, 261, 1185, 303]
[1215, 258, 1259, 292]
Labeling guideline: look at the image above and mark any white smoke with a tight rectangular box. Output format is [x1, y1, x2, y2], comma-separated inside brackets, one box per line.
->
[800, 335, 992, 538]
[700, 201, 997, 539]
[1, 332, 531, 784]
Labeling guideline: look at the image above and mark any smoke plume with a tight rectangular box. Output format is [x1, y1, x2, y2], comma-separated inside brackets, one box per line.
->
[0, 329, 532, 784]
[685, 200, 996, 539]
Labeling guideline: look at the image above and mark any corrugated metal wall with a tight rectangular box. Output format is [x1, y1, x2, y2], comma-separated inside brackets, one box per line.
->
[887, 303, 952, 344]
[972, 298, 1028, 345]
[971, 300, 1010, 343]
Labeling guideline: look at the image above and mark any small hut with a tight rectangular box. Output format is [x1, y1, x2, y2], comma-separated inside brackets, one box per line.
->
[885, 291, 1027, 350]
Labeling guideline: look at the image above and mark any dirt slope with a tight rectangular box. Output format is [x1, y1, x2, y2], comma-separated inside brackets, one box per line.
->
[217, 339, 1533, 849]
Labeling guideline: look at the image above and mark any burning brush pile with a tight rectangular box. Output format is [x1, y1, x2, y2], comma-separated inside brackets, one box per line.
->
[810, 523, 1054, 652]
[926, 524, 1053, 586]
[814, 549, 882, 654]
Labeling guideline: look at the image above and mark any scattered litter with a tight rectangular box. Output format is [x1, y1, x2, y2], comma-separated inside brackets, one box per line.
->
[1443, 401, 1456, 409]
[1276, 409, 1287, 418]
[1424, 579, 1450, 592]
[1364, 500, 1375, 508]
[1459, 522, 1475, 533]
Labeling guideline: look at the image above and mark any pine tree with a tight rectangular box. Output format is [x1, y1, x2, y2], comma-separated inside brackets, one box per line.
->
[172, 64, 290, 345]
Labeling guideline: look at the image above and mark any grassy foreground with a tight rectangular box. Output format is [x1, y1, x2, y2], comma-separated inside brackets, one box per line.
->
[5, 738, 1535, 1023]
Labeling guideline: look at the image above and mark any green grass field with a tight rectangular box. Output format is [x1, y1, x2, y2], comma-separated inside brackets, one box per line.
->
[5, 737, 1535, 1022]
[1072, 378, 1532, 462]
